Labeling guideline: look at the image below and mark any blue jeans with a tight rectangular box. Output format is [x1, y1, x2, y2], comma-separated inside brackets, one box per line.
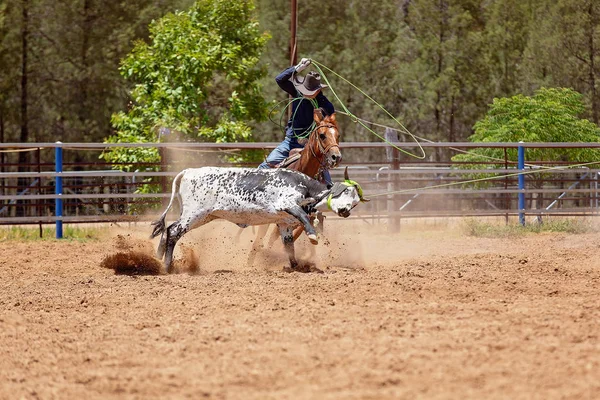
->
[259, 137, 303, 168]
[259, 137, 332, 186]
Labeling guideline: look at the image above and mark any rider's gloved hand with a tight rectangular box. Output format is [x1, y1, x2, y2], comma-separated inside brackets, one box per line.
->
[294, 58, 311, 72]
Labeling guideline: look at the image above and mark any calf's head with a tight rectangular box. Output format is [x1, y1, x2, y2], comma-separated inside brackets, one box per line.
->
[326, 167, 369, 218]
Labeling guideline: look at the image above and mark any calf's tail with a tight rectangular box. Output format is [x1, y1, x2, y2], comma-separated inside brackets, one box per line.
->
[150, 170, 186, 239]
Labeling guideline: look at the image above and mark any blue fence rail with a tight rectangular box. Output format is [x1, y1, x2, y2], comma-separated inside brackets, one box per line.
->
[2, 141, 600, 237]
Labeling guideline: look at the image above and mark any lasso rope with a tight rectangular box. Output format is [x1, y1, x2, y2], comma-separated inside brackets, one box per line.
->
[273, 60, 599, 197]
[337, 112, 587, 172]
[310, 59, 426, 160]
[268, 95, 318, 139]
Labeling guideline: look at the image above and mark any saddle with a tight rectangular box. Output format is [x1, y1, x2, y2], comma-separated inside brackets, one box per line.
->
[268, 148, 302, 169]
[265, 146, 328, 186]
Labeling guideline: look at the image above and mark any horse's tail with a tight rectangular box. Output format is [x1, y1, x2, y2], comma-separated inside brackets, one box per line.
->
[150, 170, 186, 239]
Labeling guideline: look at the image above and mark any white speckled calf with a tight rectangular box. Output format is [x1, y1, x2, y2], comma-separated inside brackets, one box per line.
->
[150, 167, 363, 273]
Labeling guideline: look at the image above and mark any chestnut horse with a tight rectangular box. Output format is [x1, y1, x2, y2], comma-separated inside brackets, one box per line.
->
[246, 109, 342, 266]
[281, 110, 341, 182]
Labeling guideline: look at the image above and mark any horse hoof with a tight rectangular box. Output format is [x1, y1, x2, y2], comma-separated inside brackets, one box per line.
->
[308, 234, 318, 245]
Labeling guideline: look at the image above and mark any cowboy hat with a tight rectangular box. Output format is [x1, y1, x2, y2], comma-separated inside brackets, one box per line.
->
[292, 71, 328, 96]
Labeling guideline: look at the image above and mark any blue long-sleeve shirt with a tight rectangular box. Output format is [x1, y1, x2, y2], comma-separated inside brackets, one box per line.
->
[275, 66, 335, 139]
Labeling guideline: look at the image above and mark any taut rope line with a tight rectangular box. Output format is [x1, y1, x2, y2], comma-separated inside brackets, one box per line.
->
[336, 112, 577, 171]
[369, 160, 600, 198]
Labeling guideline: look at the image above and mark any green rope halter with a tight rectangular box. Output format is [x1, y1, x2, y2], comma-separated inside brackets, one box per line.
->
[326, 179, 368, 210]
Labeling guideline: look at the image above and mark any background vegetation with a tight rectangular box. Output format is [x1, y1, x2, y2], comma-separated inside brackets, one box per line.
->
[2, 0, 600, 165]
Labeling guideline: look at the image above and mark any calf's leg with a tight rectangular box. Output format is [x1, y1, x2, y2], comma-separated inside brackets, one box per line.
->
[286, 206, 318, 244]
[315, 211, 325, 234]
[163, 211, 211, 273]
[292, 213, 318, 242]
[164, 221, 188, 274]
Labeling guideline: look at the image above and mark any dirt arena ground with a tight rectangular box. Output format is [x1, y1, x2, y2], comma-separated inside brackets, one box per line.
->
[1, 219, 599, 399]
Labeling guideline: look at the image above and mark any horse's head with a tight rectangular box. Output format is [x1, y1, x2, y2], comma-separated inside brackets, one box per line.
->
[309, 109, 342, 169]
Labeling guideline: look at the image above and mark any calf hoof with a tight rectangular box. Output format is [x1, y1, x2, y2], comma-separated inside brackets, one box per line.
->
[284, 262, 323, 274]
[307, 233, 318, 245]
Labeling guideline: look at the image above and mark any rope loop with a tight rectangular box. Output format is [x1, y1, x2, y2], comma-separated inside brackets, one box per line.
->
[310, 59, 426, 160]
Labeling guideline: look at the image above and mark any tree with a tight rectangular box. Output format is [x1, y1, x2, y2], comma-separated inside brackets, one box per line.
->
[397, 0, 490, 159]
[103, 0, 271, 170]
[482, 0, 533, 97]
[0, 0, 195, 146]
[452, 88, 600, 207]
[455, 88, 600, 161]
[521, 0, 600, 123]
[254, 0, 408, 148]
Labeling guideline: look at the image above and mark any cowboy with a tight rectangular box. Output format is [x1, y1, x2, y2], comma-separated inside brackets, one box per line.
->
[259, 58, 336, 184]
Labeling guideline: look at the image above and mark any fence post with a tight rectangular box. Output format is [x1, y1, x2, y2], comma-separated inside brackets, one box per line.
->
[158, 128, 171, 208]
[55, 142, 63, 239]
[518, 142, 525, 226]
[37, 147, 42, 238]
[385, 128, 400, 232]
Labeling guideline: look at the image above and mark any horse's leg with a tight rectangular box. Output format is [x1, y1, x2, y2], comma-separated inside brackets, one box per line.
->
[246, 224, 270, 268]
[267, 224, 281, 248]
[278, 224, 299, 271]
[315, 211, 325, 234]
[292, 225, 304, 242]
[234, 227, 245, 244]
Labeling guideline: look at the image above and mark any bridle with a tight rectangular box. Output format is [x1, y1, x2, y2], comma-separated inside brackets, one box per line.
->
[306, 122, 340, 179]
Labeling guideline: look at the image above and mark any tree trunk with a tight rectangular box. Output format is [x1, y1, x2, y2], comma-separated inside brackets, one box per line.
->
[19, 0, 29, 146]
[433, 0, 447, 162]
[17, 0, 29, 217]
[80, 0, 91, 140]
[587, 2, 599, 124]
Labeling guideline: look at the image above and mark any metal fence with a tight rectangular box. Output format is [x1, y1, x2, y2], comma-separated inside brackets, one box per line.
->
[2, 141, 600, 237]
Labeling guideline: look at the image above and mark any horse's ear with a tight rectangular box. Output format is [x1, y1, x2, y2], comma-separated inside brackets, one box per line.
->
[313, 108, 324, 123]
[328, 112, 336, 123]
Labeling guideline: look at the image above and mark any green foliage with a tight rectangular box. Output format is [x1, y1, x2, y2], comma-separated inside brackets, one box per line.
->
[0, 0, 196, 157]
[103, 0, 270, 171]
[225, 149, 266, 164]
[453, 88, 600, 181]
[254, 0, 409, 143]
[462, 217, 595, 237]
[483, 0, 532, 97]
[521, 0, 600, 123]
[398, 0, 489, 145]
[3, 0, 600, 169]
